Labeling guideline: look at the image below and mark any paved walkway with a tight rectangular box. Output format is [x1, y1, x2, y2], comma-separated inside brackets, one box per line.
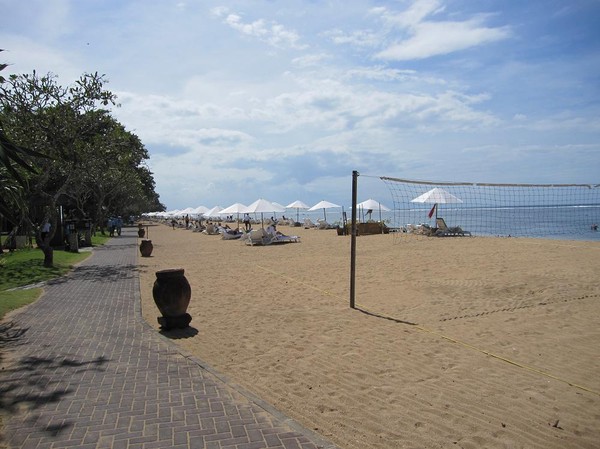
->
[0, 228, 337, 449]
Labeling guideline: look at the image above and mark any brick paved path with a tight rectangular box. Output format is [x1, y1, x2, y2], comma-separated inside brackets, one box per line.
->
[0, 229, 337, 449]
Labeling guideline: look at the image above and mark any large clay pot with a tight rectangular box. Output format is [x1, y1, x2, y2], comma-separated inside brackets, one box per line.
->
[139, 239, 153, 257]
[152, 268, 192, 329]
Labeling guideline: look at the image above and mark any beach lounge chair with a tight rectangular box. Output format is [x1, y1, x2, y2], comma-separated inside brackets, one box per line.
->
[317, 219, 332, 230]
[304, 218, 317, 229]
[245, 228, 273, 246]
[435, 218, 471, 237]
[203, 223, 220, 235]
[221, 228, 243, 240]
[270, 233, 301, 244]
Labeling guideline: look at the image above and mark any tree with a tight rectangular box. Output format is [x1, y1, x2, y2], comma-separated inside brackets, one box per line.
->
[1, 69, 164, 263]
[2, 58, 165, 261]
[1, 70, 121, 265]
[0, 50, 49, 230]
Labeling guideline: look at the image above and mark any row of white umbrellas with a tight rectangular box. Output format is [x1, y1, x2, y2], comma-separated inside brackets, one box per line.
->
[149, 198, 390, 221]
[147, 188, 462, 222]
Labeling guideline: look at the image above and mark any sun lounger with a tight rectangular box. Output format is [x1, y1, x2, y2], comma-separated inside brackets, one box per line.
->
[221, 228, 243, 240]
[317, 219, 331, 229]
[435, 218, 471, 237]
[304, 218, 317, 229]
[245, 228, 273, 246]
[203, 223, 220, 235]
[271, 234, 300, 244]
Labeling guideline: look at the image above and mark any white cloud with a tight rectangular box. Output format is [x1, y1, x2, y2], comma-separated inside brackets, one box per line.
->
[218, 11, 307, 50]
[376, 17, 511, 60]
[291, 53, 330, 68]
[328, 0, 511, 61]
[380, 0, 446, 28]
[325, 29, 381, 48]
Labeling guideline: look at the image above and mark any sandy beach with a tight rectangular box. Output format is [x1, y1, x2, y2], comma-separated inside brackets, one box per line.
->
[137, 222, 600, 449]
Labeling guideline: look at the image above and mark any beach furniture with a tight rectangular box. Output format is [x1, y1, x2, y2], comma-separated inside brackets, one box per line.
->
[304, 218, 317, 229]
[317, 219, 331, 229]
[435, 217, 471, 237]
[245, 228, 273, 246]
[203, 224, 220, 235]
[270, 233, 301, 244]
[220, 228, 243, 240]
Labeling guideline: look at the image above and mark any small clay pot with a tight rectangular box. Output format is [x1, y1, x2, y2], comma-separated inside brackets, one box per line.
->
[139, 239, 153, 257]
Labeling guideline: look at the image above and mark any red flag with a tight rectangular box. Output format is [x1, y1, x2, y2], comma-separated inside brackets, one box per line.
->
[428, 204, 437, 219]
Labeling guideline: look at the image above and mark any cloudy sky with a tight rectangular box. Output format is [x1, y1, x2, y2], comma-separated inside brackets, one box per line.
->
[2, 0, 600, 210]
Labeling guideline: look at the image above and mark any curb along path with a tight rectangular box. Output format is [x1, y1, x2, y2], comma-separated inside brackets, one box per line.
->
[0, 228, 337, 449]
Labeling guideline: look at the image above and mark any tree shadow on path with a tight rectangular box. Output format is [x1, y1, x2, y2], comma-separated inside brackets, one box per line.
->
[0, 352, 110, 440]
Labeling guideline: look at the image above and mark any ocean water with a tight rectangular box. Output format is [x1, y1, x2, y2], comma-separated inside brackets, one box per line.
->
[300, 205, 600, 241]
[388, 205, 600, 241]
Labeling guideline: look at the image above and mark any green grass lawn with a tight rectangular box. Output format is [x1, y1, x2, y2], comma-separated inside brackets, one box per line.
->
[0, 288, 42, 318]
[0, 234, 110, 320]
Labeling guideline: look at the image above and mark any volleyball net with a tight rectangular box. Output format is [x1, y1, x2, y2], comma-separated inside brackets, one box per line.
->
[379, 177, 600, 240]
[349, 172, 600, 312]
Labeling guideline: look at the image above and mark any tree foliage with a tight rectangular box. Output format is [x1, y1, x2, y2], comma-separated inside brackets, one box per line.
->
[0, 62, 164, 262]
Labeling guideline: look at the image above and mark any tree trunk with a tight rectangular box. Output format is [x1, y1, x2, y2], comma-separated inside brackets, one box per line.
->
[38, 220, 56, 268]
[42, 245, 54, 268]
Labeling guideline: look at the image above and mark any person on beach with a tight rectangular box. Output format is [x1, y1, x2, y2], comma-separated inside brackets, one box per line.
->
[243, 213, 251, 231]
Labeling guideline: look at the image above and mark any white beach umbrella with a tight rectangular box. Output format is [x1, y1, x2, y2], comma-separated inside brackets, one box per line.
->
[410, 187, 462, 220]
[308, 200, 341, 222]
[204, 206, 223, 219]
[272, 202, 286, 219]
[219, 202, 248, 215]
[286, 200, 310, 222]
[192, 205, 209, 216]
[179, 207, 195, 217]
[243, 199, 286, 227]
[357, 199, 391, 211]
[219, 203, 248, 227]
[356, 198, 390, 222]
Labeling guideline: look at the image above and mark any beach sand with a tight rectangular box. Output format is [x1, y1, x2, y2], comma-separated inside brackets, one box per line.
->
[138, 222, 600, 449]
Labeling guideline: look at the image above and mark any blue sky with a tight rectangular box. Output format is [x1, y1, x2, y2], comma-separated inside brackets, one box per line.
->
[2, 0, 600, 211]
